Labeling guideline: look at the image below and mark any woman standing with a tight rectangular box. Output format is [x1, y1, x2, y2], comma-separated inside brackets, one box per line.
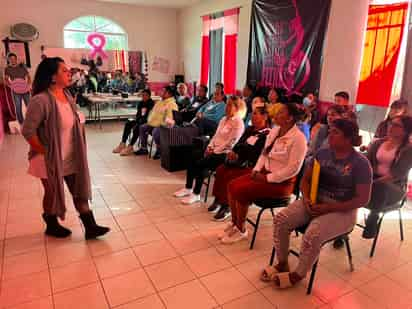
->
[22, 57, 110, 239]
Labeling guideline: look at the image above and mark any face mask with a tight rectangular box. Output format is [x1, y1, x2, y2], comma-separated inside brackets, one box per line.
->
[303, 97, 312, 106]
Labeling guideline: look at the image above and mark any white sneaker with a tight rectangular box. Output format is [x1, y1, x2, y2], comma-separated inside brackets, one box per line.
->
[174, 188, 192, 198]
[217, 222, 235, 240]
[113, 142, 126, 153]
[221, 227, 248, 244]
[120, 145, 134, 156]
[181, 194, 201, 205]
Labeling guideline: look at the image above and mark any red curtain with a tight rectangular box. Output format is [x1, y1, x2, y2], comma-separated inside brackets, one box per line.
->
[223, 8, 240, 95]
[357, 2, 408, 107]
[200, 16, 210, 86]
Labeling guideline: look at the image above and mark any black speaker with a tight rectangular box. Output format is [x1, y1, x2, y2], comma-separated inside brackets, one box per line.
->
[175, 75, 185, 84]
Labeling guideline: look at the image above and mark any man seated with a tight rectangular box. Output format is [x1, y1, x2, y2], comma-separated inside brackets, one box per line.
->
[334, 91, 353, 111]
[178, 85, 209, 123]
[135, 86, 178, 159]
[193, 91, 226, 136]
[176, 83, 191, 110]
[112, 89, 155, 156]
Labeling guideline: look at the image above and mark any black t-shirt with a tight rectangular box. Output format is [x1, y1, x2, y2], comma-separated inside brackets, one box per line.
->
[136, 99, 155, 121]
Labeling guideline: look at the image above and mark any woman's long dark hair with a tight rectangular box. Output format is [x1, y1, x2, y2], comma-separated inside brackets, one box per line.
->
[32, 57, 65, 96]
[390, 116, 412, 167]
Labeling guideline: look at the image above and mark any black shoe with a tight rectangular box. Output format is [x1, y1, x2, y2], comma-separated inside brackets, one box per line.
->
[213, 205, 231, 222]
[362, 214, 379, 239]
[79, 211, 110, 240]
[207, 200, 221, 213]
[333, 238, 344, 249]
[153, 151, 161, 160]
[135, 148, 148, 156]
[42, 214, 72, 238]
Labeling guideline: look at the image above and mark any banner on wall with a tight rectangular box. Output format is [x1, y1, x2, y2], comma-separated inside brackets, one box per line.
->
[247, 0, 331, 95]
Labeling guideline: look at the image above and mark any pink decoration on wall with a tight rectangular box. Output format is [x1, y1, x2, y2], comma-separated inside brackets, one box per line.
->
[87, 33, 108, 59]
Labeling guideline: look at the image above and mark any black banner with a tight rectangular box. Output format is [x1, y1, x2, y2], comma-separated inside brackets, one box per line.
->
[247, 0, 331, 95]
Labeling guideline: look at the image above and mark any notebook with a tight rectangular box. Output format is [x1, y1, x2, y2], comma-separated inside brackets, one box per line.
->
[310, 159, 321, 204]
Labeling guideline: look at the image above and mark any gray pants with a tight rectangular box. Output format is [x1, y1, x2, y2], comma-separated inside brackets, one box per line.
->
[12, 91, 30, 124]
[273, 200, 357, 277]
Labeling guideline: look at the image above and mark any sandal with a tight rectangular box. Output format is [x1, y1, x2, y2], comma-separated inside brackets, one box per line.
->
[275, 272, 294, 289]
[260, 266, 280, 282]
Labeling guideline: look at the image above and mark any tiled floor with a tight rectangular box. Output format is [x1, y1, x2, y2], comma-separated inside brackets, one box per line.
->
[1, 122, 412, 308]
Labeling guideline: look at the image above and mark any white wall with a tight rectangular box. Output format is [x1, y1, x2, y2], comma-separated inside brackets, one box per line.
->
[177, 0, 252, 89]
[178, 0, 370, 100]
[0, 0, 178, 82]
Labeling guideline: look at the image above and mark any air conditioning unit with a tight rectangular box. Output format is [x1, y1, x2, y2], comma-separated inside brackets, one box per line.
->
[10, 23, 39, 41]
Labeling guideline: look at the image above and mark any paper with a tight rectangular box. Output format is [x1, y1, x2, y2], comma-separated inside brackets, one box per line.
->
[310, 159, 320, 204]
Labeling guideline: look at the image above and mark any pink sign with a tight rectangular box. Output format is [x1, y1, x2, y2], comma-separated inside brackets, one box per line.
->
[87, 33, 108, 59]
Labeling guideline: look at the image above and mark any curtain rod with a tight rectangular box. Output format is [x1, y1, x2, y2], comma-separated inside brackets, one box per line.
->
[200, 6, 242, 17]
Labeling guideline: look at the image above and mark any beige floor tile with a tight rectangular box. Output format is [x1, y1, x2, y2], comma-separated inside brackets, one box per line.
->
[0, 270, 51, 308]
[50, 259, 99, 293]
[123, 225, 164, 246]
[167, 230, 212, 255]
[133, 239, 178, 266]
[102, 268, 155, 307]
[53, 282, 109, 309]
[182, 247, 231, 277]
[221, 292, 274, 309]
[145, 257, 196, 291]
[200, 267, 256, 304]
[116, 294, 166, 309]
[5, 296, 53, 309]
[359, 275, 412, 309]
[115, 212, 152, 230]
[87, 231, 130, 257]
[3, 248, 48, 280]
[94, 248, 141, 279]
[47, 242, 92, 267]
[159, 279, 218, 309]
[329, 290, 385, 309]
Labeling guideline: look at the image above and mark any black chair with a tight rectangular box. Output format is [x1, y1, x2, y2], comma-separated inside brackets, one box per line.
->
[247, 169, 304, 250]
[357, 197, 406, 258]
[203, 171, 215, 203]
[268, 225, 354, 294]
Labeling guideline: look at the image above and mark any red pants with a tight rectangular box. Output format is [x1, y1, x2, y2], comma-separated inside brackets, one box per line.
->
[227, 173, 296, 205]
[212, 165, 252, 205]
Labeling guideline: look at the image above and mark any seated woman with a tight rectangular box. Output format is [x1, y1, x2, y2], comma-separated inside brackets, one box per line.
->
[219, 103, 308, 244]
[113, 89, 155, 155]
[176, 83, 191, 110]
[262, 119, 372, 289]
[208, 107, 271, 221]
[375, 99, 408, 139]
[194, 91, 226, 136]
[362, 116, 412, 239]
[174, 97, 246, 204]
[244, 96, 266, 125]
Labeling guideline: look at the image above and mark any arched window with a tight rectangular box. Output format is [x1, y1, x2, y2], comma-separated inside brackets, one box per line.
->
[64, 16, 128, 50]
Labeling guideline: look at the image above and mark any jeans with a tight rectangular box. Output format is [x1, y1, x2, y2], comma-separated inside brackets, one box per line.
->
[139, 124, 154, 149]
[12, 92, 30, 124]
[121, 120, 140, 145]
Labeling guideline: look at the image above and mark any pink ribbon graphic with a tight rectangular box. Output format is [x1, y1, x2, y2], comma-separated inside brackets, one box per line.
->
[87, 33, 108, 59]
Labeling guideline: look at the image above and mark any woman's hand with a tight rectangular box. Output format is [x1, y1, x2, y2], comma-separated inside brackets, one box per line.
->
[252, 172, 267, 182]
[307, 203, 330, 217]
[204, 146, 214, 157]
[227, 151, 238, 161]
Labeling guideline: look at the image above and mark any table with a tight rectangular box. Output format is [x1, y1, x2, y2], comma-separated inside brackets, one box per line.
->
[83, 93, 161, 128]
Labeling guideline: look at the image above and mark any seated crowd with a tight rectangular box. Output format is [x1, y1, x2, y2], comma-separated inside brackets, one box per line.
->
[110, 81, 412, 290]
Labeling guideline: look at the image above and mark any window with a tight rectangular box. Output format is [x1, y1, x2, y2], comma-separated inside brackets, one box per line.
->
[64, 16, 127, 50]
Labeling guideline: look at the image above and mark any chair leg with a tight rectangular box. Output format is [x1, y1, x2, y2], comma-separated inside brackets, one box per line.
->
[370, 215, 384, 258]
[343, 237, 354, 272]
[307, 260, 319, 295]
[399, 209, 404, 241]
[250, 208, 265, 250]
[270, 208, 275, 217]
[269, 246, 276, 266]
[148, 139, 153, 159]
[204, 174, 211, 203]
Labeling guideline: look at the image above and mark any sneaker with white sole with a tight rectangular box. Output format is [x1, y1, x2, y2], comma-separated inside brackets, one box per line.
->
[113, 142, 126, 153]
[217, 222, 235, 240]
[221, 227, 248, 244]
[120, 145, 134, 156]
[174, 188, 192, 198]
[181, 194, 201, 205]
[207, 201, 220, 213]
[213, 206, 231, 222]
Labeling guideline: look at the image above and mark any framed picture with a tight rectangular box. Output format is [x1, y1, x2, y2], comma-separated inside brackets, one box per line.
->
[2, 37, 31, 68]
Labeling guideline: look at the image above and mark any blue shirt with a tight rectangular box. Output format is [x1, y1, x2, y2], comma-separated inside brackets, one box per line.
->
[199, 101, 226, 123]
[314, 148, 372, 202]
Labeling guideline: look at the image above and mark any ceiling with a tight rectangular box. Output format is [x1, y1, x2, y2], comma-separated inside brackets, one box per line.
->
[97, 0, 203, 8]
